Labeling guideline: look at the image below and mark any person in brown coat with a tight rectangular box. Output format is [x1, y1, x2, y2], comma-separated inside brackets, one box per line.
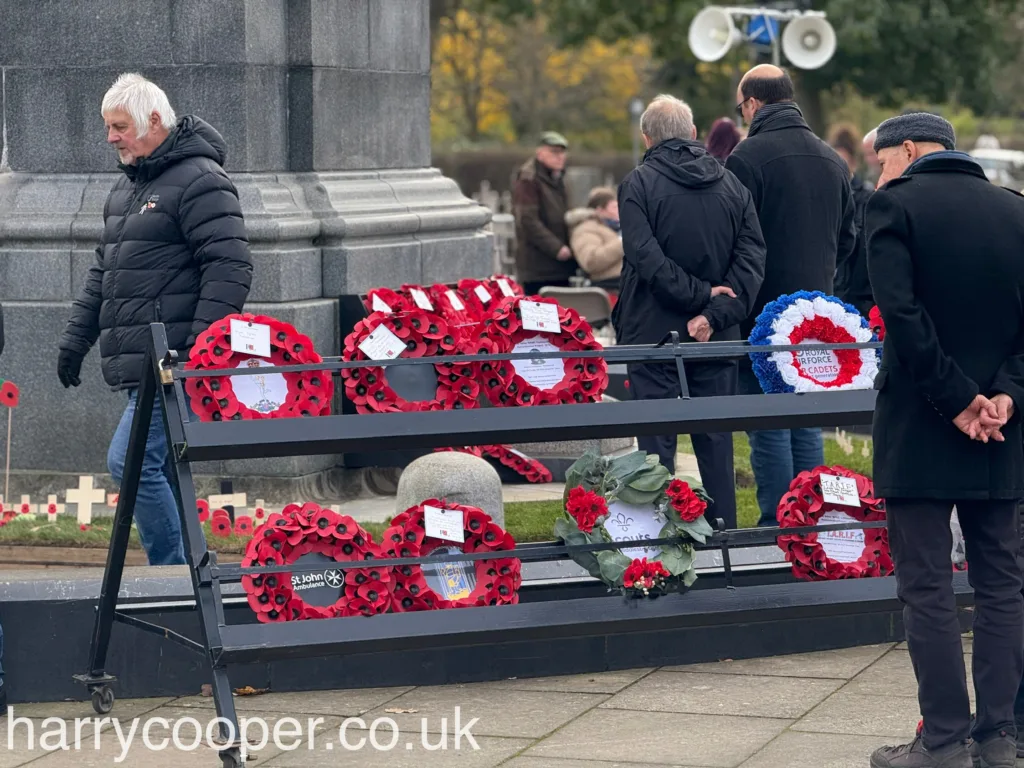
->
[564, 186, 623, 294]
[512, 132, 576, 295]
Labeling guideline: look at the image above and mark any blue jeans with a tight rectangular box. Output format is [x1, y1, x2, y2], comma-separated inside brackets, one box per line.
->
[739, 364, 824, 526]
[108, 389, 186, 566]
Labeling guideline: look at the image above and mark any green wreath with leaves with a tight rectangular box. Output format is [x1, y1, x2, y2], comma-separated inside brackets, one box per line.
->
[554, 450, 715, 597]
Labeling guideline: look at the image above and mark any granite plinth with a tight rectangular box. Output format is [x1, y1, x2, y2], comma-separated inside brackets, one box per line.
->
[396, 452, 505, 527]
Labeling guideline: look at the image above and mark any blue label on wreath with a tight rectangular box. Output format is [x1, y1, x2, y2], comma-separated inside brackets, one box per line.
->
[747, 291, 879, 394]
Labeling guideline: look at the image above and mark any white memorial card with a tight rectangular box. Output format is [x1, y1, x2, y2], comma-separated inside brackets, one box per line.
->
[512, 337, 565, 390]
[371, 294, 392, 313]
[229, 319, 271, 358]
[358, 324, 405, 361]
[424, 505, 465, 543]
[820, 474, 860, 507]
[605, 501, 666, 559]
[497, 278, 515, 297]
[817, 509, 865, 563]
[474, 285, 493, 304]
[446, 290, 466, 311]
[410, 288, 434, 311]
[520, 301, 560, 332]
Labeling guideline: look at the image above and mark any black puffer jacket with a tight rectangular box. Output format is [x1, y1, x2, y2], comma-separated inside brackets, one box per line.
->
[59, 116, 252, 390]
[613, 138, 766, 345]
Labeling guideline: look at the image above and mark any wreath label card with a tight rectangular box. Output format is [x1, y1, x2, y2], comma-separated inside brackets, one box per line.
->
[423, 545, 476, 601]
[795, 348, 840, 384]
[410, 288, 434, 311]
[371, 294, 393, 313]
[520, 301, 560, 332]
[605, 500, 666, 559]
[230, 319, 271, 357]
[820, 474, 860, 507]
[474, 285, 492, 304]
[233, 358, 289, 414]
[359, 324, 405, 361]
[446, 290, 466, 311]
[817, 510, 865, 564]
[424, 504, 465, 543]
[290, 552, 346, 607]
[512, 337, 564, 389]
[497, 278, 515, 297]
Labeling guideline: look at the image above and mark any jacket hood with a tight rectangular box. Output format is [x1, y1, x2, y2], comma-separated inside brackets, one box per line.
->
[565, 207, 598, 229]
[121, 115, 228, 182]
[642, 138, 724, 189]
[747, 102, 809, 138]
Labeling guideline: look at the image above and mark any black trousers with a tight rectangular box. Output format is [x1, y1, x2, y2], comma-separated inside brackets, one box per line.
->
[888, 498, 1023, 749]
[627, 360, 737, 529]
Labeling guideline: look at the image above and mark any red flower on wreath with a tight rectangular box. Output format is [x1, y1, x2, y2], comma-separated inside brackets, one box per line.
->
[476, 296, 608, 407]
[776, 465, 892, 581]
[869, 305, 885, 341]
[566, 486, 607, 533]
[441, 445, 552, 484]
[184, 313, 333, 422]
[234, 516, 254, 537]
[341, 310, 479, 414]
[623, 558, 670, 590]
[666, 479, 707, 523]
[197, 499, 210, 523]
[364, 287, 412, 315]
[212, 517, 232, 537]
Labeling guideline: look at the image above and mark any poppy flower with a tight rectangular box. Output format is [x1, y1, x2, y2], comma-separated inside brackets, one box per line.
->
[197, 499, 210, 522]
[80, 524, 90, 531]
[343, 597, 376, 617]
[0, 380, 20, 409]
[234, 516, 254, 537]
[254, 507, 266, 520]
[212, 517, 232, 537]
[211, 507, 231, 522]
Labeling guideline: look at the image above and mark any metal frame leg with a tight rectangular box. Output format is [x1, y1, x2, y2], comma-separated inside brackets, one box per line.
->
[73, 353, 157, 704]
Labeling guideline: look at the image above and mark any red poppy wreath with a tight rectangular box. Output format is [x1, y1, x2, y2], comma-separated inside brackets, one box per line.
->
[341, 310, 479, 413]
[383, 500, 521, 611]
[474, 296, 608, 407]
[241, 502, 391, 622]
[185, 313, 334, 422]
[438, 445, 553, 484]
[776, 465, 893, 581]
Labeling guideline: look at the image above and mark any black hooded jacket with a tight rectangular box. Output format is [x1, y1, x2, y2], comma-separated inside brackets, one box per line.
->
[59, 116, 253, 391]
[613, 138, 766, 346]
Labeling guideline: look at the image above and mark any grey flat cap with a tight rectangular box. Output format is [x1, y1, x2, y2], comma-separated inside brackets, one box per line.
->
[874, 112, 956, 152]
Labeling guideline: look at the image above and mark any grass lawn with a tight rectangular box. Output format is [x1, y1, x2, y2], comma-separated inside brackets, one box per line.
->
[0, 431, 873, 551]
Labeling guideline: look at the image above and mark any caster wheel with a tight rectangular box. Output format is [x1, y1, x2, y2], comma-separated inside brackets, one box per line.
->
[220, 747, 243, 767]
[91, 685, 114, 715]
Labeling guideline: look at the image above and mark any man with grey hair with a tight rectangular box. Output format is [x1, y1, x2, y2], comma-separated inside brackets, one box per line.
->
[866, 111, 1024, 768]
[57, 73, 252, 566]
[613, 94, 766, 529]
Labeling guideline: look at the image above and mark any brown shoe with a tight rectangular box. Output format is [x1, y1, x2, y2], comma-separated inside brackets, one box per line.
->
[870, 736, 971, 768]
[968, 731, 1015, 768]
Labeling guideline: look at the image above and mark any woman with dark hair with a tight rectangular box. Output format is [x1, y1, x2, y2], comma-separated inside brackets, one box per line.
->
[706, 117, 742, 164]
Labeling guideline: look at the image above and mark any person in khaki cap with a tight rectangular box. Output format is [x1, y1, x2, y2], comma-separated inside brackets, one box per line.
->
[564, 186, 623, 295]
[512, 132, 575, 295]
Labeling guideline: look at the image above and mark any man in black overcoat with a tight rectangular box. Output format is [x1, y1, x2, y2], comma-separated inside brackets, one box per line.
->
[866, 112, 1024, 768]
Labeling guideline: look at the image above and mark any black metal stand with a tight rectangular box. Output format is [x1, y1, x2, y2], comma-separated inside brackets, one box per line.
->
[75, 323, 890, 767]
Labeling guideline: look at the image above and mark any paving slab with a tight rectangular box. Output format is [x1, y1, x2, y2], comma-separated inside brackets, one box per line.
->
[8, 697, 173, 722]
[172, 686, 415, 716]
[665, 644, 893, 680]
[738, 730, 890, 768]
[845, 649, 974, 702]
[524, 708, 791, 767]
[259, 734, 533, 767]
[793, 691, 921, 738]
[472, 669, 655, 695]
[600, 670, 841, 719]
[502, 759, 692, 768]
[362, 686, 608, 739]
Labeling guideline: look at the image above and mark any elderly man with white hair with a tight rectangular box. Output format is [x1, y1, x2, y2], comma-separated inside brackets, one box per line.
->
[613, 94, 766, 529]
[57, 73, 253, 566]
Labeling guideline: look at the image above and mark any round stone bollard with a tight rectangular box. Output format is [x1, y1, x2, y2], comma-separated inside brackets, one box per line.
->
[396, 452, 505, 528]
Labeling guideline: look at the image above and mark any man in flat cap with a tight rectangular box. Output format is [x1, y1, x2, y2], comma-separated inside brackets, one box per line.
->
[867, 112, 1024, 768]
[512, 132, 576, 295]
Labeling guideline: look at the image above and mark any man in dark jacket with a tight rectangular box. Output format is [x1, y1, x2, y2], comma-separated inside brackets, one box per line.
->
[726, 65, 856, 527]
[830, 123, 876, 317]
[57, 73, 252, 566]
[865, 112, 1024, 768]
[615, 94, 766, 529]
[513, 132, 575, 295]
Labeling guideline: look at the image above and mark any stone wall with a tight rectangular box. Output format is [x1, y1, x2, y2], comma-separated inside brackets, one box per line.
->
[0, 0, 492, 481]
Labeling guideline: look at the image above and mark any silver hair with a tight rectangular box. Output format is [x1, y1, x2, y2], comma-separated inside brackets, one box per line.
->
[101, 73, 176, 139]
[640, 94, 695, 145]
[863, 127, 877, 147]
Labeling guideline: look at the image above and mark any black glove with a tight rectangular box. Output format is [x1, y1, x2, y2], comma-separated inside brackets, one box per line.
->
[58, 349, 84, 388]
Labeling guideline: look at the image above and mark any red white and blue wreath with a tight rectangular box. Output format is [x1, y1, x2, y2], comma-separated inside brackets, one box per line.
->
[748, 291, 878, 394]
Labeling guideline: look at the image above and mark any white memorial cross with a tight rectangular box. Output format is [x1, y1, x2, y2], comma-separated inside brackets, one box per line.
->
[46, 494, 65, 524]
[208, 492, 247, 514]
[66, 476, 106, 525]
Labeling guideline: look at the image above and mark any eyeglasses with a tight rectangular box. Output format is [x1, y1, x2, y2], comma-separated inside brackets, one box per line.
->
[735, 98, 749, 117]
